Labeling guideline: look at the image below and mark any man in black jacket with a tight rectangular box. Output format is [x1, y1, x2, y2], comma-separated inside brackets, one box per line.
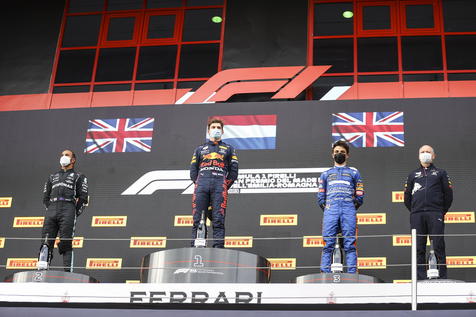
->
[40, 149, 88, 271]
[404, 145, 453, 279]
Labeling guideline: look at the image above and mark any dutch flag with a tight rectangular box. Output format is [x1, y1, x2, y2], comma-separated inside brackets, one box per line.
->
[208, 115, 277, 150]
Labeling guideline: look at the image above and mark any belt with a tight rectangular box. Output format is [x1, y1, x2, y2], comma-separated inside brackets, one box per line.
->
[50, 197, 74, 202]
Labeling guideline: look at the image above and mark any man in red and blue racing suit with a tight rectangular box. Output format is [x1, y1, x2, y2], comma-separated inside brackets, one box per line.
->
[318, 140, 364, 273]
[190, 118, 239, 248]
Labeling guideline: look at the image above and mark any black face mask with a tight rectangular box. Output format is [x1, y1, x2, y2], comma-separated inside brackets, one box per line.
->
[334, 153, 346, 164]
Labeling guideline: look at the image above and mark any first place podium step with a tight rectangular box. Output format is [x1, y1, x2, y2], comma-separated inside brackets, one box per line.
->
[140, 247, 271, 283]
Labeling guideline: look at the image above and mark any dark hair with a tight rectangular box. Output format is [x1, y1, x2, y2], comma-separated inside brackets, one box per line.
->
[207, 117, 224, 129]
[332, 140, 349, 154]
[62, 149, 76, 159]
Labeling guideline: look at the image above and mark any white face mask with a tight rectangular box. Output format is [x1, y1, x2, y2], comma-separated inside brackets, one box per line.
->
[419, 152, 432, 164]
[209, 128, 222, 139]
[60, 155, 71, 167]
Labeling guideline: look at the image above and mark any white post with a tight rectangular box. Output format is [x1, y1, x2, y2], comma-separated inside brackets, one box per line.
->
[411, 228, 417, 311]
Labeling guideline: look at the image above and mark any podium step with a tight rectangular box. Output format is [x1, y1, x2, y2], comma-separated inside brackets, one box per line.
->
[295, 273, 383, 283]
[4, 270, 99, 283]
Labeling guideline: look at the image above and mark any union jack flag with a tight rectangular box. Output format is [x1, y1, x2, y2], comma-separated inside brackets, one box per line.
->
[85, 118, 155, 153]
[332, 112, 404, 147]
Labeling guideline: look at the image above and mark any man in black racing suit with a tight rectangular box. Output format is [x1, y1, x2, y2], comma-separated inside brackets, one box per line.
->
[190, 118, 239, 248]
[41, 149, 88, 271]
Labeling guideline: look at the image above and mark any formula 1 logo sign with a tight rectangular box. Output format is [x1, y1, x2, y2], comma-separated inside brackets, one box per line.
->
[122, 168, 328, 195]
[180, 66, 330, 104]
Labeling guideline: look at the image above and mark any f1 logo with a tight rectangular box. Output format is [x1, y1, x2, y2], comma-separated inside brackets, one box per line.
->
[182, 66, 331, 104]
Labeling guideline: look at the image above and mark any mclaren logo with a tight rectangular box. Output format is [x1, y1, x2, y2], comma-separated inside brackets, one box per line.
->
[130, 237, 167, 248]
[303, 236, 324, 247]
[0, 197, 12, 208]
[122, 168, 328, 196]
[358, 257, 387, 269]
[13, 217, 44, 228]
[392, 191, 404, 203]
[0, 238, 5, 248]
[268, 258, 296, 270]
[260, 214, 298, 226]
[6, 258, 37, 269]
[444, 212, 475, 223]
[225, 236, 253, 248]
[86, 258, 122, 269]
[357, 213, 386, 225]
[174, 215, 211, 227]
[54, 237, 84, 248]
[447, 256, 476, 268]
[91, 216, 127, 227]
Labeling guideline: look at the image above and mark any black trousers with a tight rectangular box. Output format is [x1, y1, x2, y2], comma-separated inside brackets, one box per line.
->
[410, 211, 447, 280]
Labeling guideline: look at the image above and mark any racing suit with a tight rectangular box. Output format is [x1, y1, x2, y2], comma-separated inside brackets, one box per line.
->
[318, 166, 364, 273]
[404, 164, 453, 279]
[42, 169, 88, 271]
[190, 140, 238, 248]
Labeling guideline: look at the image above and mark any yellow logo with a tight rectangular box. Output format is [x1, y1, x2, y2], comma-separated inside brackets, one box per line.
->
[358, 257, 387, 269]
[130, 237, 167, 248]
[13, 217, 44, 228]
[126, 280, 140, 283]
[0, 197, 12, 208]
[303, 236, 324, 247]
[6, 258, 37, 269]
[0, 238, 5, 248]
[268, 258, 296, 270]
[91, 216, 127, 227]
[357, 213, 386, 225]
[392, 191, 404, 203]
[54, 237, 84, 248]
[392, 235, 430, 246]
[225, 236, 253, 248]
[86, 258, 122, 269]
[444, 212, 475, 223]
[447, 256, 476, 268]
[260, 214, 298, 226]
[174, 215, 211, 226]
[393, 280, 411, 283]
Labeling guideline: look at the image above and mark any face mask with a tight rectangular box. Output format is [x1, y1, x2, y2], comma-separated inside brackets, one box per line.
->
[210, 129, 222, 139]
[334, 153, 346, 164]
[60, 155, 71, 167]
[419, 152, 432, 164]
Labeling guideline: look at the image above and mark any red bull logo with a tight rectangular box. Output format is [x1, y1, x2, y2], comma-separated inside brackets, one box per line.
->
[203, 152, 224, 160]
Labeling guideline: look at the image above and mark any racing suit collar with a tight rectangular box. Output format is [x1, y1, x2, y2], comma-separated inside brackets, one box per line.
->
[207, 140, 222, 146]
[59, 168, 75, 173]
[420, 163, 435, 169]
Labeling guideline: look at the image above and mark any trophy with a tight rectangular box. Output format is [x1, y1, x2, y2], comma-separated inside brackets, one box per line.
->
[427, 239, 439, 279]
[37, 234, 50, 270]
[194, 211, 207, 248]
[331, 235, 344, 273]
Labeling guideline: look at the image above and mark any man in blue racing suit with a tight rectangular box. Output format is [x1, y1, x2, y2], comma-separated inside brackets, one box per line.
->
[190, 118, 239, 248]
[318, 140, 364, 273]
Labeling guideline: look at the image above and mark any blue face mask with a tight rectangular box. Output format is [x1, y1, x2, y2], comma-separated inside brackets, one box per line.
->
[210, 128, 222, 139]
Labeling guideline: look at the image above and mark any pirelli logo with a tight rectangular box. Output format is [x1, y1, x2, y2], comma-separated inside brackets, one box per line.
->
[225, 236, 253, 248]
[126, 280, 140, 284]
[91, 216, 127, 227]
[392, 235, 431, 246]
[0, 197, 13, 208]
[54, 237, 84, 248]
[357, 213, 386, 225]
[302, 236, 324, 247]
[130, 237, 167, 248]
[6, 258, 37, 269]
[86, 258, 122, 269]
[447, 256, 476, 268]
[174, 215, 211, 227]
[0, 238, 5, 248]
[393, 280, 411, 283]
[358, 257, 387, 269]
[268, 258, 296, 270]
[444, 212, 475, 223]
[260, 214, 298, 226]
[13, 217, 44, 228]
[392, 191, 404, 203]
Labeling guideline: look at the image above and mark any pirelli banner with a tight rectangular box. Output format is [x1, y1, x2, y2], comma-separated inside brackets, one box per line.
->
[0, 98, 475, 283]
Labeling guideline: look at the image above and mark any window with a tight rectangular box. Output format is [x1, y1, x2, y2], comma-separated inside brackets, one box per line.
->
[51, 0, 225, 93]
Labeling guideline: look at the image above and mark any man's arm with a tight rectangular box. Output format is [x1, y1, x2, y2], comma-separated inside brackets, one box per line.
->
[75, 174, 89, 215]
[226, 147, 239, 189]
[42, 175, 52, 210]
[403, 173, 413, 211]
[190, 147, 200, 183]
[353, 171, 364, 209]
[441, 170, 453, 214]
[317, 172, 327, 210]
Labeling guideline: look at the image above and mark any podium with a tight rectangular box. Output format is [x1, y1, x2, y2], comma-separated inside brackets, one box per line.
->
[4, 270, 99, 283]
[141, 248, 271, 283]
[295, 272, 382, 284]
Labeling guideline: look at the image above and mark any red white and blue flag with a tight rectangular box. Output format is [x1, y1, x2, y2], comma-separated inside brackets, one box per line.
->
[85, 118, 155, 153]
[208, 115, 277, 150]
[332, 112, 404, 147]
